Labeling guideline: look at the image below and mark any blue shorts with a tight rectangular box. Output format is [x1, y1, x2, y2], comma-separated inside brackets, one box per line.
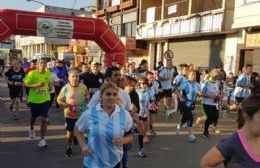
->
[29, 101, 49, 118]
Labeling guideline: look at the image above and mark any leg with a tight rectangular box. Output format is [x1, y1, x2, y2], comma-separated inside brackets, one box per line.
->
[40, 117, 48, 140]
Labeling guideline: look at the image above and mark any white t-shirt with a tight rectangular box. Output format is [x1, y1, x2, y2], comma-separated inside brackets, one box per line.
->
[88, 88, 131, 111]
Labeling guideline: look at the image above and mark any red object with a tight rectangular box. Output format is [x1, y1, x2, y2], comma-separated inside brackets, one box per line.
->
[0, 9, 126, 65]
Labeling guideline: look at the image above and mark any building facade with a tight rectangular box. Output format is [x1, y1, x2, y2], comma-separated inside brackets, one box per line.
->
[231, 0, 260, 73]
[95, 0, 147, 65]
[137, 0, 235, 71]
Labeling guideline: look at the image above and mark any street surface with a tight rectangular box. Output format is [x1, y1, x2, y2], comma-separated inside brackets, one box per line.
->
[0, 78, 236, 168]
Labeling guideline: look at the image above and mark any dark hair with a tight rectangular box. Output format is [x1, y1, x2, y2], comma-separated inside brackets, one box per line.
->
[138, 77, 149, 85]
[105, 66, 120, 78]
[179, 63, 188, 68]
[245, 64, 253, 68]
[238, 95, 260, 128]
[140, 59, 148, 66]
[146, 71, 154, 76]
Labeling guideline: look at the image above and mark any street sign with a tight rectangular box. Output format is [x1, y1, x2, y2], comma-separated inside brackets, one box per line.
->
[164, 50, 174, 60]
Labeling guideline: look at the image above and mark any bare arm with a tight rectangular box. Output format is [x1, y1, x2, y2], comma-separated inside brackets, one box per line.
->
[24, 82, 44, 88]
[74, 126, 92, 155]
[200, 147, 225, 168]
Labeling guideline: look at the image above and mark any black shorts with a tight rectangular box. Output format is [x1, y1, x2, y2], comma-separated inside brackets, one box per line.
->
[162, 89, 172, 98]
[139, 116, 148, 122]
[149, 109, 157, 115]
[29, 101, 49, 118]
[9, 88, 23, 99]
[235, 97, 244, 103]
[65, 118, 77, 131]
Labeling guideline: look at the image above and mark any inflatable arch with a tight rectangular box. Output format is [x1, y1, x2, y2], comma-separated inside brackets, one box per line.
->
[0, 9, 126, 65]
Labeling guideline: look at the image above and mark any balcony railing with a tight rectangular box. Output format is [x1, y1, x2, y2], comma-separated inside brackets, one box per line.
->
[137, 12, 223, 39]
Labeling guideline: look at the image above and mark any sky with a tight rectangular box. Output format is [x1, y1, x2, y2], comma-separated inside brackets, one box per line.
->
[0, 0, 94, 11]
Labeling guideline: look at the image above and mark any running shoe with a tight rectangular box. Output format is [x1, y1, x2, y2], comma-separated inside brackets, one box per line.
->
[150, 129, 156, 136]
[176, 124, 181, 136]
[65, 148, 72, 157]
[187, 134, 196, 142]
[213, 127, 221, 134]
[138, 149, 146, 157]
[202, 132, 209, 139]
[38, 139, 47, 148]
[28, 130, 35, 139]
[165, 109, 174, 120]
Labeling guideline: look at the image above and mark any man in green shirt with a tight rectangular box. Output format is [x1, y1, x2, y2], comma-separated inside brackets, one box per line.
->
[23, 58, 52, 147]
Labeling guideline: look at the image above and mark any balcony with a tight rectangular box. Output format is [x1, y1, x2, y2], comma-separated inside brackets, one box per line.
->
[120, 0, 136, 10]
[136, 11, 224, 39]
[107, 5, 119, 13]
[95, 9, 105, 17]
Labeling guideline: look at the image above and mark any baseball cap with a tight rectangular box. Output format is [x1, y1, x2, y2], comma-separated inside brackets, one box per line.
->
[91, 61, 99, 66]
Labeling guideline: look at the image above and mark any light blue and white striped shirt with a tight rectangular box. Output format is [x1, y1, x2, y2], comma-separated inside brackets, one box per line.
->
[136, 89, 154, 118]
[76, 104, 133, 168]
[159, 67, 175, 90]
[202, 80, 220, 106]
[173, 74, 188, 91]
[179, 81, 201, 107]
[233, 73, 251, 98]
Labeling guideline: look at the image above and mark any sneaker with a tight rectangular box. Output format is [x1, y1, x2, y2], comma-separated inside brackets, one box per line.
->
[143, 136, 150, 144]
[65, 148, 72, 157]
[202, 132, 209, 139]
[138, 149, 146, 157]
[150, 129, 156, 136]
[176, 124, 181, 136]
[213, 127, 221, 134]
[187, 134, 196, 142]
[38, 139, 47, 148]
[165, 109, 174, 120]
[28, 130, 35, 139]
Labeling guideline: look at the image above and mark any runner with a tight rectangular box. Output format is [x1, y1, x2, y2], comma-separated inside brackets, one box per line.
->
[147, 71, 160, 135]
[23, 58, 52, 147]
[4, 60, 25, 120]
[81, 61, 104, 98]
[173, 63, 189, 116]
[57, 69, 90, 157]
[74, 82, 133, 168]
[176, 71, 202, 142]
[159, 58, 176, 120]
[200, 94, 260, 168]
[136, 77, 154, 144]
[201, 69, 221, 139]
[124, 76, 146, 157]
[53, 60, 68, 111]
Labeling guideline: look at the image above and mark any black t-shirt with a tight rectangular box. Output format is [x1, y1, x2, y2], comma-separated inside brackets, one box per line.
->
[4, 68, 25, 90]
[81, 72, 104, 97]
[216, 130, 260, 168]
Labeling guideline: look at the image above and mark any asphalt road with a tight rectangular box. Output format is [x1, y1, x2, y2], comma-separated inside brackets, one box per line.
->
[0, 78, 236, 168]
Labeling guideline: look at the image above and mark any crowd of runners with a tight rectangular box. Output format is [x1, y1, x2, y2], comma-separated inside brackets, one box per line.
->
[2, 51, 260, 167]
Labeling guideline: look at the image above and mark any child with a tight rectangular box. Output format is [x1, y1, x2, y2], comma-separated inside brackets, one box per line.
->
[176, 71, 202, 142]
[136, 77, 154, 145]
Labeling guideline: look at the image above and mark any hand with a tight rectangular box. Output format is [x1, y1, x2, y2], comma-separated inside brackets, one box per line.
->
[112, 138, 125, 147]
[37, 82, 44, 87]
[82, 145, 92, 156]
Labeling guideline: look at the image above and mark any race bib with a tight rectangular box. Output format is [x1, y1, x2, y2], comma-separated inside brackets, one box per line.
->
[37, 88, 47, 95]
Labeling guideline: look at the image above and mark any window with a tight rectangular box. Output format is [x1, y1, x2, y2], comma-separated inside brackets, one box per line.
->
[123, 22, 136, 37]
[111, 25, 122, 36]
